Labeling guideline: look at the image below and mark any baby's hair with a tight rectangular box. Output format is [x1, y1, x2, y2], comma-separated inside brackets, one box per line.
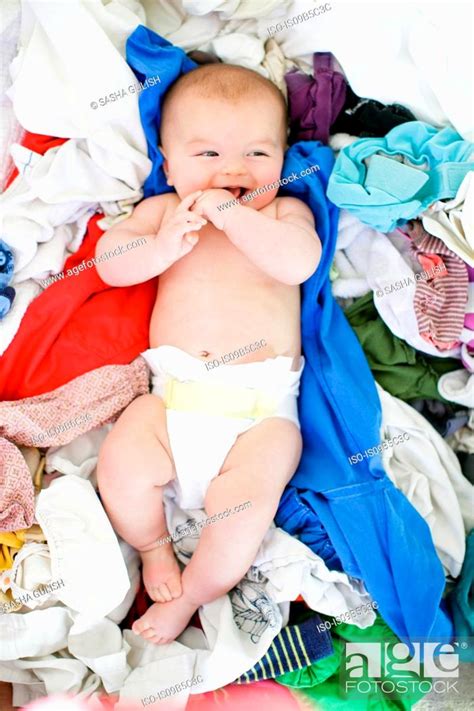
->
[160, 63, 288, 144]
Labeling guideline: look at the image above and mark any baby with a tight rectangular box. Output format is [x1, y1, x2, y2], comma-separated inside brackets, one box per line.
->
[96, 64, 321, 645]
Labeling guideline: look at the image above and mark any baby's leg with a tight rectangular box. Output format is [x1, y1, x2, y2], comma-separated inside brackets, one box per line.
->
[133, 417, 302, 644]
[97, 394, 182, 605]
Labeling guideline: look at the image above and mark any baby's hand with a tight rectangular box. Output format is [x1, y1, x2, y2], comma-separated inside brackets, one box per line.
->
[157, 191, 207, 263]
[191, 188, 237, 230]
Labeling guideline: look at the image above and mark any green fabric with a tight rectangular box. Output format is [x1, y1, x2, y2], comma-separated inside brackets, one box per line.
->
[344, 293, 459, 402]
[448, 529, 474, 662]
[276, 616, 427, 710]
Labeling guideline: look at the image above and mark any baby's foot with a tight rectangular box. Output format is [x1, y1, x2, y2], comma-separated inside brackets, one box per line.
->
[140, 542, 182, 603]
[132, 592, 199, 645]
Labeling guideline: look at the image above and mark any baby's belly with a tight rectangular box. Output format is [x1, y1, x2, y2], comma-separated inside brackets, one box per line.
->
[149, 235, 301, 368]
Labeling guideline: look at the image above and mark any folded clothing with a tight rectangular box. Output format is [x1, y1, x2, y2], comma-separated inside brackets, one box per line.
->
[142, 344, 303, 509]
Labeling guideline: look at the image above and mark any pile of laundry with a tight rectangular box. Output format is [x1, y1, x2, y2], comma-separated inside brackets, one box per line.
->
[0, 1, 473, 710]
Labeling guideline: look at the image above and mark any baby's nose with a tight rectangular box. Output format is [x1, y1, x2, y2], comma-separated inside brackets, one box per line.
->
[221, 160, 247, 175]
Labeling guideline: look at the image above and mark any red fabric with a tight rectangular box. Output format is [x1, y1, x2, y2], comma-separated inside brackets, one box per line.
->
[0, 214, 157, 400]
[186, 681, 303, 711]
[5, 131, 68, 189]
[2, 128, 157, 400]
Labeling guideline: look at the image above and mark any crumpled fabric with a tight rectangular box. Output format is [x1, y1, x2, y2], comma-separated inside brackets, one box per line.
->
[261, 38, 293, 98]
[447, 529, 474, 662]
[0, 0, 152, 353]
[0, 517, 375, 703]
[345, 292, 461, 403]
[0, 438, 35, 532]
[35, 476, 132, 620]
[377, 384, 474, 579]
[406, 220, 469, 350]
[285, 52, 346, 144]
[422, 170, 474, 268]
[438, 370, 474, 408]
[331, 85, 417, 138]
[327, 121, 474, 233]
[277, 1, 474, 140]
[0, 356, 149, 448]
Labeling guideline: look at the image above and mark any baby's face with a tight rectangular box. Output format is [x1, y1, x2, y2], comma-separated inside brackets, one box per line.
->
[160, 92, 286, 210]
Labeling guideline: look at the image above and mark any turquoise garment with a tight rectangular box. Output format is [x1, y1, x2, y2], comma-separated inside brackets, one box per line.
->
[327, 121, 474, 232]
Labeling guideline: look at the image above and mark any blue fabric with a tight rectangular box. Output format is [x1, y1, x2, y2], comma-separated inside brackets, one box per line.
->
[327, 121, 474, 232]
[126, 25, 453, 644]
[0, 239, 15, 319]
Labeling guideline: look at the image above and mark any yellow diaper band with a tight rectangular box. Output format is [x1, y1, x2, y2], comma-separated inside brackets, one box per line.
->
[163, 377, 277, 419]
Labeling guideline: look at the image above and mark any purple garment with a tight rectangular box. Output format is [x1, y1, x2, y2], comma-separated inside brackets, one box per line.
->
[285, 53, 346, 145]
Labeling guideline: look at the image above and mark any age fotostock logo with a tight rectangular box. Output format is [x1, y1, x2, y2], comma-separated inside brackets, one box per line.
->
[343, 642, 460, 696]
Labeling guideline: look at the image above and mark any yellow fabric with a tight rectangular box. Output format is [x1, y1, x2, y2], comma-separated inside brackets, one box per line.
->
[0, 526, 44, 572]
[0, 533, 23, 572]
[163, 377, 277, 419]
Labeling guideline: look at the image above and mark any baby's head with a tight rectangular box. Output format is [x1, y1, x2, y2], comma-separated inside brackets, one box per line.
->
[160, 64, 287, 209]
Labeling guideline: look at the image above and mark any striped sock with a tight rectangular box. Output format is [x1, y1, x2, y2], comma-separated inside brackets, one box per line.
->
[235, 614, 333, 683]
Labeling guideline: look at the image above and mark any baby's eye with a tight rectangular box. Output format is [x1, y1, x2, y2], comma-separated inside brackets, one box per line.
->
[248, 151, 269, 157]
[198, 151, 219, 157]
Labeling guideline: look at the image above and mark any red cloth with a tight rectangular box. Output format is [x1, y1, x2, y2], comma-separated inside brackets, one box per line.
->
[1, 130, 157, 400]
[0, 215, 157, 399]
[186, 681, 303, 711]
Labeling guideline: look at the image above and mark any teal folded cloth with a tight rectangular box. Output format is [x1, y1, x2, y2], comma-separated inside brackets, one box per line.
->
[447, 529, 474, 662]
[327, 121, 474, 232]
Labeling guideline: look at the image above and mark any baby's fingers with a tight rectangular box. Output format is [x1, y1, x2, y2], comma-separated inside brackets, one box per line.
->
[178, 191, 203, 212]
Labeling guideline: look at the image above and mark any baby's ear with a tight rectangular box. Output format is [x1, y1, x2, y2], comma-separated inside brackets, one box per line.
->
[159, 146, 173, 185]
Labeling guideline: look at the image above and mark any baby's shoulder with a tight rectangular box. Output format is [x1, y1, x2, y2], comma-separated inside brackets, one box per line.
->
[137, 191, 179, 213]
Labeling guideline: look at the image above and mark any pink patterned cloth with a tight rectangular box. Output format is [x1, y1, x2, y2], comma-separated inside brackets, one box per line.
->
[407, 221, 469, 350]
[0, 356, 150, 448]
[0, 438, 35, 531]
[0, 357, 150, 531]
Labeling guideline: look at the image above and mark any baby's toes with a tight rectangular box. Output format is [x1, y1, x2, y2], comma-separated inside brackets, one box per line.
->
[157, 583, 173, 602]
[132, 619, 151, 635]
[168, 575, 183, 599]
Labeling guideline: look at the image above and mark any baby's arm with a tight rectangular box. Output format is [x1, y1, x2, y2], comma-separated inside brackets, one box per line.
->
[96, 191, 206, 286]
[192, 192, 321, 285]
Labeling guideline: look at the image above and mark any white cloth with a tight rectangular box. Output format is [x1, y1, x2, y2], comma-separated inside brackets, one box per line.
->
[377, 384, 474, 578]
[45, 424, 112, 488]
[35, 476, 130, 619]
[331, 209, 380, 299]
[273, 0, 474, 140]
[0, 0, 152, 353]
[0, 521, 375, 702]
[422, 171, 474, 268]
[0, 0, 23, 190]
[438, 370, 474, 408]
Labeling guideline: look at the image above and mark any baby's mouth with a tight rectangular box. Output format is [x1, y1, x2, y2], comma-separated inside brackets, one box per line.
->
[225, 186, 246, 200]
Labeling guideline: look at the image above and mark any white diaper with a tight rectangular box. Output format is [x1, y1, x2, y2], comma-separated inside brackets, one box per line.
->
[141, 346, 304, 509]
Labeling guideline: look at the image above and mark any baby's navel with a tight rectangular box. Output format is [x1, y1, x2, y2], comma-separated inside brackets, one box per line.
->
[200, 350, 210, 358]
